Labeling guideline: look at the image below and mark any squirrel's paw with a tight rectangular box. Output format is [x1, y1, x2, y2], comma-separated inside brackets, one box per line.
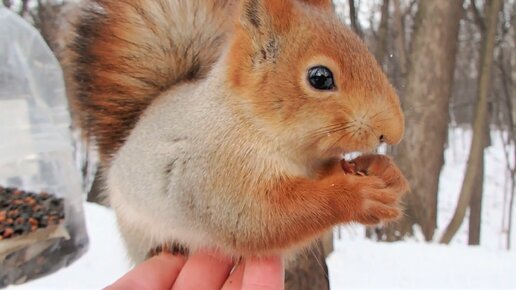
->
[349, 154, 410, 195]
[331, 154, 409, 225]
[350, 175, 403, 225]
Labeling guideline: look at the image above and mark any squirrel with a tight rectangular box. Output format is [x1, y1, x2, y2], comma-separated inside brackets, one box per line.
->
[68, 0, 409, 263]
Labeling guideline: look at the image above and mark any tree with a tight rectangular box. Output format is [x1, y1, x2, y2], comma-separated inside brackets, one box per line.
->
[468, 153, 484, 245]
[285, 240, 330, 290]
[390, 0, 463, 241]
[497, 0, 516, 251]
[440, 0, 503, 244]
[374, 0, 390, 65]
[391, 0, 409, 88]
[348, 0, 363, 38]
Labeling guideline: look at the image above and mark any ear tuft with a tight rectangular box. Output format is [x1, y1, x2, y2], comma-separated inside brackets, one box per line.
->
[239, 0, 294, 32]
[241, 0, 265, 29]
[235, 0, 294, 67]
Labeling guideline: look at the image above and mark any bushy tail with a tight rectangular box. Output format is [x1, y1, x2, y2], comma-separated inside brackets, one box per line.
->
[68, 0, 235, 162]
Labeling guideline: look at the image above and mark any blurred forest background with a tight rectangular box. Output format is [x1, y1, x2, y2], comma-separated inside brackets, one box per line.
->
[3, 0, 515, 289]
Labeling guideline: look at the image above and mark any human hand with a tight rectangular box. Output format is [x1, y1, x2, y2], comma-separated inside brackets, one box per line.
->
[104, 252, 284, 290]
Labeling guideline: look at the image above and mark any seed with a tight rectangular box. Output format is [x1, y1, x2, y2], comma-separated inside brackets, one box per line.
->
[7, 209, 19, 218]
[0, 185, 65, 239]
[28, 218, 38, 226]
[25, 197, 36, 206]
[14, 217, 24, 225]
[341, 160, 368, 176]
[2, 227, 13, 238]
[341, 160, 357, 174]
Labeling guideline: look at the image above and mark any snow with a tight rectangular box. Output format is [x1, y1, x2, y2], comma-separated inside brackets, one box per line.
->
[7, 128, 516, 289]
[435, 129, 514, 250]
[328, 239, 516, 289]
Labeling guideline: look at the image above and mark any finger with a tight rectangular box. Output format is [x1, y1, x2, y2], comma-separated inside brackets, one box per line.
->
[368, 155, 392, 173]
[105, 253, 186, 290]
[241, 256, 284, 290]
[171, 251, 234, 290]
[221, 260, 245, 290]
[384, 169, 410, 193]
[366, 189, 398, 204]
[365, 201, 401, 221]
[353, 154, 392, 175]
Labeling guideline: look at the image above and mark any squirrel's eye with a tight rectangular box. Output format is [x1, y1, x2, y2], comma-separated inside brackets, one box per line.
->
[307, 66, 335, 90]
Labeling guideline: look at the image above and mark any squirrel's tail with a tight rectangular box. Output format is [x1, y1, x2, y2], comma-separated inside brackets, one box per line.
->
[69, 0, 235, 162]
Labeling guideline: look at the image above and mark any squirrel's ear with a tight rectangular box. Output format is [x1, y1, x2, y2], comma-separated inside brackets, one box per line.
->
[239, 0, 293, 34]
[237, 0, 293, 64]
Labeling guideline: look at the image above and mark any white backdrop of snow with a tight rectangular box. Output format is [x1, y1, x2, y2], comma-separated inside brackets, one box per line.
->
[7, 128, 515, 290]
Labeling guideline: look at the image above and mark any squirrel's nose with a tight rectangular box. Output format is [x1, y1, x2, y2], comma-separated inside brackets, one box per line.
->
[379, 115, 404, 145]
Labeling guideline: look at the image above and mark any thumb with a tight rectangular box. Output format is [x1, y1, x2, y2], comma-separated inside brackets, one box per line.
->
[105, 253, 186, 290]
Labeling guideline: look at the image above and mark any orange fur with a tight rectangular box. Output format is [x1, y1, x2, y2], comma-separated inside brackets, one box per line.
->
[227, 0, 403, 160]
[69, 0, 235, 162]
[70, 0, 409, 259]
[227, 157, 408, 254]
[216, 0, 408, 252]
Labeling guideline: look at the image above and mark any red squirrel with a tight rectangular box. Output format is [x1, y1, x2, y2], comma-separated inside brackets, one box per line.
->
[69, 0, 409, 263]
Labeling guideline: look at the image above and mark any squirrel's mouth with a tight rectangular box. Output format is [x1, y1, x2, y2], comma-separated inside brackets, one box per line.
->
[342, 151, 363, 160]
[321, 135, 382, 157]
[339, 141, 388, 161]
[343, 137, 388, 154]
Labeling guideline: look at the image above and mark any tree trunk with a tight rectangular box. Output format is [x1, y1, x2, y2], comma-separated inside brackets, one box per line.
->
[468, 152, 484, 245]
[348, 0, 363, 38]
[374, 0, 390, 65]
[389, 0, 463, 241]
[506, 153, 515, 250]
[285, 240, 330, 290]
[321, 229, 334, 258]
[440, 0, 503, 244]
[87, 167, 107, 205]
[498, 7, 516, 250]
[469, 105, 491, 246]
[392, 0, 408, 90]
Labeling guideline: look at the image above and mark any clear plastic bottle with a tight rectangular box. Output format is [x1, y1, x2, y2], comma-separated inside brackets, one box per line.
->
[0, 7, 88, 287]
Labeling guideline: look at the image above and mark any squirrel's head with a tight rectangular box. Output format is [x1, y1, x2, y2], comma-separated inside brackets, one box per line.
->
[227, 0, 404, 160]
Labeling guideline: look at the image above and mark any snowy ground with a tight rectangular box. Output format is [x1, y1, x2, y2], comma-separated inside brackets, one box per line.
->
[8, 129, 516, 289]
[328, 239, 515, 289]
